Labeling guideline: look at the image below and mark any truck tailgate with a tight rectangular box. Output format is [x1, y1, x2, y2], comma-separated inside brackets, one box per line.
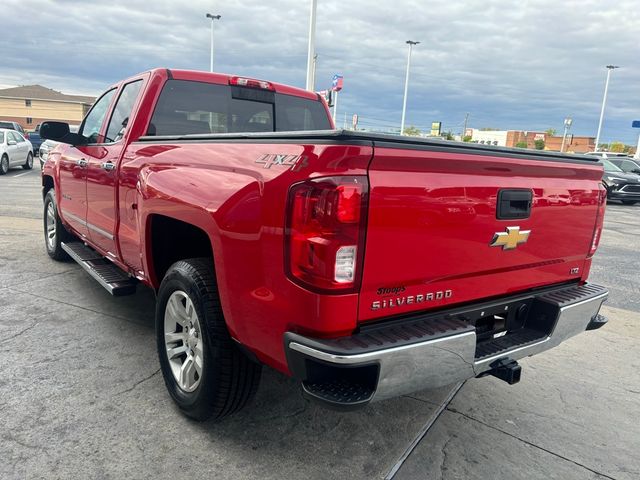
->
[359, 146, 604, 322]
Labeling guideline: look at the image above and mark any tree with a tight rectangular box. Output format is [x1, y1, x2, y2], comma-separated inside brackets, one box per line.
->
[443, 131, 454, 140]
[463, 135, 472, 142]
[515, 141, 528, 149]
[609, 141, 626, 153]
[545, 128, 557, 136]
[480, 127, 500, 131]
[403, 125, 421, 136]
[534, 139, 545, 150]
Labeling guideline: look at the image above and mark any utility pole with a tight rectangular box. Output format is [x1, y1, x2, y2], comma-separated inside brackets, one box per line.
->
[305, 0, 318, 91]
[560, 117, 573, 153]
[594, 65, 619, 151]
[462, 112, 469, 140]
[400, 40, 419, 135]
[205, 13, 221, 72]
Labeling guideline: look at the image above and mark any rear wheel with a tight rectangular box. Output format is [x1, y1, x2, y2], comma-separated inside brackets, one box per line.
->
[0, 155, 8, 175]
[621, 200, 637, 205]
[43, 190, 72, 260]
[23, 152, 33, 170]
[156, 258, 261, 421]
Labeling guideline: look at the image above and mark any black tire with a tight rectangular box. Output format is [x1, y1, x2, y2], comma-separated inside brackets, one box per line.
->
[23, 152, 33, 170]
[43, 189, 72, 260]
[0, 155, 8, 175]
[156, 258, 261, 421]
[621, 200, 637, 205]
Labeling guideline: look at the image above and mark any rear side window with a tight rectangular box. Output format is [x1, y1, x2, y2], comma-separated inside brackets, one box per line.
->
[0, 132, 4, 143]
[147, 80, 330, 136]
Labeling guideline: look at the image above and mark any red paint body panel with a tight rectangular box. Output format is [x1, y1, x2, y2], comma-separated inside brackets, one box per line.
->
[42, 68, 604, 376]
[358, 148, 604, 321]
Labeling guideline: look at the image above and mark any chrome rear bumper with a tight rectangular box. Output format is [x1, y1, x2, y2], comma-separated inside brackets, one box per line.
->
[285, 283, 608, 407]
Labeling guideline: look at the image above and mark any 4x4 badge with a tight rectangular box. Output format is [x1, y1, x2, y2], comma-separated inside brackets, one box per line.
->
[255, 154, 308, 171]
[490, 226, 530, 250]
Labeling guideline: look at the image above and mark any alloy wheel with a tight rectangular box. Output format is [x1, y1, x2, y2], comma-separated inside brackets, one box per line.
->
[164, 290, 204, 392]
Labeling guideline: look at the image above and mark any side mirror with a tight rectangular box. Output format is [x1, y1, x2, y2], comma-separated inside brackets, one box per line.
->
[633, 169, 640, 174]
[40, 121, 86, 146]
[7, 140, 17, 146]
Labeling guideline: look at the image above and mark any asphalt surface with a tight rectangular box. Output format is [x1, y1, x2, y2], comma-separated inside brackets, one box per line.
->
[0, 167, 638, 479]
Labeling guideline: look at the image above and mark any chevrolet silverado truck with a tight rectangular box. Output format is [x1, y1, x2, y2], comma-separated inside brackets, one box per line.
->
[40, 68, 609, 420]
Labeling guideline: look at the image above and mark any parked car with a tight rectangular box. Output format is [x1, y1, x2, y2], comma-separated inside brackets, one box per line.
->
[0, 128, 34, 174]
[583, 151, 630, 160]
[38, 125, 79, 169]
[27, 130, 43, 155]
[41, 68, 608, 420]
[609, 157, 640, 175]
[0, 121, 26, 136]
[602, 159, 640, 205]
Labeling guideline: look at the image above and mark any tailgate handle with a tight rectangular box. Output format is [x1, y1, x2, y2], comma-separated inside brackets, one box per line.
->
[497, 189, 532, 219]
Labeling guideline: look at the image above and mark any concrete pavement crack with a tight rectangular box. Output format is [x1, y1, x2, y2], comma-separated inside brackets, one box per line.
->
[446, 406, 618, 480]
[0, 321, 39, 345]
[5, 286, 146, 325]
[438, 436, 453, 480]
[385, 382, 465, 480]
[115, 368, 161, 396]
[8, 268, 77, 289]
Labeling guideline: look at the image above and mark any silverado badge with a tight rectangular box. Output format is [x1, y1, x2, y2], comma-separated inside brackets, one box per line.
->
[490, 226, 530, 250]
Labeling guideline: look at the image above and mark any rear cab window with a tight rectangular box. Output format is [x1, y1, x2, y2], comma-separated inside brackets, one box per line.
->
[146, 80, 331, 136]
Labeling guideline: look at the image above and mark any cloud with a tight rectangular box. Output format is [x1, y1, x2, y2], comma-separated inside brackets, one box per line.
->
[3, 0, 639, 143]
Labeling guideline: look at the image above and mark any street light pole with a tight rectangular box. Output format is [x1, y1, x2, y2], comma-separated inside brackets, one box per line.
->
[205, 13, 221, 72]
[594, 65, 619, 152]
[305, 0, 317, 91]
[560, 117, 573, 153]
[400, 40, 419, 135]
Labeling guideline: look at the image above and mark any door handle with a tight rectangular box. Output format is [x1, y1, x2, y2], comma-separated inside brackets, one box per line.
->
[76, 158, 88, 167]
[101, 162, 115, 171]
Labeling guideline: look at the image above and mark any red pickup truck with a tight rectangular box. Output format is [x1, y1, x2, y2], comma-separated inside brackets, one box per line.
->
[40, 68, 608, 420]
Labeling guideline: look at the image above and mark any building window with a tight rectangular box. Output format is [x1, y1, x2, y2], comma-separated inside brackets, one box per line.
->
[26, 117, 33, 125]
[25, 99, 32, 107]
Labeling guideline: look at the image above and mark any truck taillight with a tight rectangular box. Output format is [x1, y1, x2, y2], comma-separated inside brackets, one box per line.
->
[588, 185, 607, 257]
[285, 176, 368, 293]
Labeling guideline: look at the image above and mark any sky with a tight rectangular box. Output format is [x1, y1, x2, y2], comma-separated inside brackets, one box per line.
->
[2, 0, 639, 144]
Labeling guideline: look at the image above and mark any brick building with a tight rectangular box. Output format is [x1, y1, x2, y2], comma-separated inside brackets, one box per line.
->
[468, 128, 595, 153]
[0, 85, 94, 131]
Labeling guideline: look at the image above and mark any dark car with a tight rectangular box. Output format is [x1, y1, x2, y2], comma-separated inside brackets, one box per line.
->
[602, 159, 640, 205]
[610, 157, 640, 176]
[26, 131, 43, 154]
[0, 121, 26, 136]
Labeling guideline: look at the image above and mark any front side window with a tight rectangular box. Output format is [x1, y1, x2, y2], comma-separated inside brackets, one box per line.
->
[10, 131, 24, 143]
[81, 89, 116, 144]
[106, 80, 143, 142]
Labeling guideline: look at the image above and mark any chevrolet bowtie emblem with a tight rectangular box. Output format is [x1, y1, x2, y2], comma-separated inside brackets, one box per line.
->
[490, 226, 531, 250]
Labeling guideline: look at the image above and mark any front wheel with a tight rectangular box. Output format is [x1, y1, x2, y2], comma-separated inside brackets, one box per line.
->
[23, 152, 33, 170]
[156, 258, 261, 421]
[621, 200, 637, 205]
[43, 190, 72, 260]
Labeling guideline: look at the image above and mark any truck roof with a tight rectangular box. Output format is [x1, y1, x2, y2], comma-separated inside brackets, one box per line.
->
[114, 68, 319, 102]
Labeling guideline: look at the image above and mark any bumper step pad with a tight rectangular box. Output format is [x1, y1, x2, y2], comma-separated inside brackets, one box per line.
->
[302, 380, 374, 409]
[61, 242, 137, 296]
[475, 328, 545, 360]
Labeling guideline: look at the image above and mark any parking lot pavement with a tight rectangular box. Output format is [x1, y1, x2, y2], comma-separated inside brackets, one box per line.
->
[1, 172, 639, 479]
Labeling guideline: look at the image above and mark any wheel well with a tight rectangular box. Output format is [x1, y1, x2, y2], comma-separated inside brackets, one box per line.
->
[42, 175, 54, 198]
[149, 215, 214, 285]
